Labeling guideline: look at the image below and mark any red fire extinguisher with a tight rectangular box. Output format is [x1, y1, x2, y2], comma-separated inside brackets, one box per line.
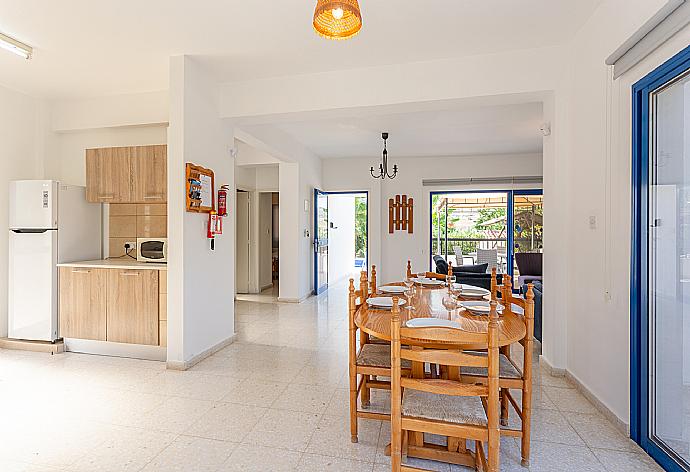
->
[218, 185, 229, 217]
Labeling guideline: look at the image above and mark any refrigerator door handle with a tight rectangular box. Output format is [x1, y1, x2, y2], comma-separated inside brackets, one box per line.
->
[10, 229, 52, 234]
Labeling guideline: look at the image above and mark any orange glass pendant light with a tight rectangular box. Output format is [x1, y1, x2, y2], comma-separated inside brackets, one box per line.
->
[313, 0, 362, 40]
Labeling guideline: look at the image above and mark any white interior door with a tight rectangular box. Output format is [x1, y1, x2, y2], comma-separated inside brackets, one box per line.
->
[236, 192, 250, 294]
[8, 230, 58, 341]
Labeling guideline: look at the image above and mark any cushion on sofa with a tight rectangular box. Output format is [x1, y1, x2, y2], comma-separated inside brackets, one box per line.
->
[433, 256, 449, 275]
[454, 263, 488, 274]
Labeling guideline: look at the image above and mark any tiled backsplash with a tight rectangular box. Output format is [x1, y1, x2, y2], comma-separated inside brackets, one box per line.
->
[109, 203, 167, 257]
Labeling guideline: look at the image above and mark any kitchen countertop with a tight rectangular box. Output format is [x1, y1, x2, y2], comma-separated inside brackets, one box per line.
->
[57, 259, 167, 270]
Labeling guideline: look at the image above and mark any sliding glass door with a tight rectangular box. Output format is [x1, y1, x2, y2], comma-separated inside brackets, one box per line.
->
[430, 190, 542, 286]
[632, 45, 690, 472]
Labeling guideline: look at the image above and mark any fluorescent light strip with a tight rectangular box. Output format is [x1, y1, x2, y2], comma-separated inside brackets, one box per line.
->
[0, 32, 32, 59]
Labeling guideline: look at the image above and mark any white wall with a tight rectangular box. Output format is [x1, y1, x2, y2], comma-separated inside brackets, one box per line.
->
[256, 165, 279, 191]
[234, 164, 279, 192]
[322, 153, 543, 284]
[233, 162, 278, 294]
[168, 55, 235, 365]
[327, 194, 357, 286]
[51, 90, 168, 131]
[547, 2, 690, 424]
[278, 162, 301, 300]
[235, 139, 279, 166]
[237, 126, 322, 301]
[235, 166, 256, 190]
[0, 85, 45, 337]
[219, 47, 563, 119]
[45, 126, 167, 186]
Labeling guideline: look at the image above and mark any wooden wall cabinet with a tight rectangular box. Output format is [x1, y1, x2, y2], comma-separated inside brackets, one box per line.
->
[59, 267, 107, 341]
[86, 145, 167, 204]
[132, 145, 167, 203]
[106, 269, 159, 346]
[86, 147, 133, 203]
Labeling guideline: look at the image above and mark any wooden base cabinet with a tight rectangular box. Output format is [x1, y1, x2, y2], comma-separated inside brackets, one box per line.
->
[59, 267, 107, 341]
[106, 269, 159, 346]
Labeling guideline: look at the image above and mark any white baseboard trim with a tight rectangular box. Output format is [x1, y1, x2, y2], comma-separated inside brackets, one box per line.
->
[277, 293, 311, 303]
[539, 355, 566, 377]
[565, 370, 630, 436]
[166, 333, 237, 371]
[64, 338, 166, 361]
[539, 355, 629, 436]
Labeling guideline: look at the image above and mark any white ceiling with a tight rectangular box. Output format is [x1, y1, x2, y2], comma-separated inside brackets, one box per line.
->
[262, 102, 543, 159]
[0, 0, 602, 99]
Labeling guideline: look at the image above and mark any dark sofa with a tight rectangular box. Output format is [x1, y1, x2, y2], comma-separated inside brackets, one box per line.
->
[432, 255, 502, 291]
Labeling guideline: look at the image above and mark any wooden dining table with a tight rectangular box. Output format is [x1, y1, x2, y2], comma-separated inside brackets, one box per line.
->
[354, 281, 527, 467]
[355, 282, 526, 349]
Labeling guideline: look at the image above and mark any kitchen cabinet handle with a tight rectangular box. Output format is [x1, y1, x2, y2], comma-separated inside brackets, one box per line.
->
[120, 272, 140, 277]
[144, 196, 163, 199]
[71, 269, 91, 274]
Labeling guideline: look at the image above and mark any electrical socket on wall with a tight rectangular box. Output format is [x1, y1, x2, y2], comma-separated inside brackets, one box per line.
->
[124, 241, 136, 251]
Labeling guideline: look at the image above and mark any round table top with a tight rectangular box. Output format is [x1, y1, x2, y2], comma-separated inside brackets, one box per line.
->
[355, 283, 526, 348]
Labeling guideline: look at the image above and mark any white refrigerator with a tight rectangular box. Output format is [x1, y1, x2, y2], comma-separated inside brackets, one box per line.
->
[8, 180, 102, 342]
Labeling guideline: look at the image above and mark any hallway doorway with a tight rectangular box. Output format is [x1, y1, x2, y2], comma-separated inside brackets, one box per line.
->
[314, 191, 368, 294]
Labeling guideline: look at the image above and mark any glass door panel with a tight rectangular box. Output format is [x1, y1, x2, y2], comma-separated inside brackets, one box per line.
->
[314, 189, 329, 294]
[513, 194, 543, 290]
[649, 69, 690, 468]
[430, 192, 508, 273]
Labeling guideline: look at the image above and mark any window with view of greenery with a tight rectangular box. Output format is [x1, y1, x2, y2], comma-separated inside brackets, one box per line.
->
[354, 196, 367, 260]
[430, 193, 543, 264]
[431, 194, 509, 256]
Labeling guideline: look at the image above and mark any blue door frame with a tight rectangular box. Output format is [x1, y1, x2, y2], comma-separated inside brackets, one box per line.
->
[314, 189, 329, 295]
[313, 190, 369, 295]
[631, 44, 690, 472]
[428, 188, 543, 285]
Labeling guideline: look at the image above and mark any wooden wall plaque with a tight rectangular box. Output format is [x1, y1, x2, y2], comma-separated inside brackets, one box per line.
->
[389, 195, 413, 234]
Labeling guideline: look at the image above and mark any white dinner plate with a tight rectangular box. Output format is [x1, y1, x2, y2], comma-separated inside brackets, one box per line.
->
[459, 301, 504, 315]
[405, 318, 462, 329]
[379, 285, 408, 294]
[413, 278, 444, 286]
[366, 296, 407, 309]
[462, 289, 491, 298]
[452, 283, 490, 295]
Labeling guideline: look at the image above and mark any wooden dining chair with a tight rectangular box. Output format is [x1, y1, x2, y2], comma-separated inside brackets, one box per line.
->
[390, 298, 501, 472]
[349, 271, 410, 443]
[461, 274, 536, 466]
[406, 260, 448, 281]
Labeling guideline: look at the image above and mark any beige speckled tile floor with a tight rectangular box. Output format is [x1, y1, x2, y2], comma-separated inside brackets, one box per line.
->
[0, 284, 662, 471]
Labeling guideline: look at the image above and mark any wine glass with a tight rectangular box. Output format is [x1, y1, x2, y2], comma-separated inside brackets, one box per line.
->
[403, 276, 416, 312]
[403, 276, 414, 291]
[405, 287, 416, 313]
[442, 294, 458, 318]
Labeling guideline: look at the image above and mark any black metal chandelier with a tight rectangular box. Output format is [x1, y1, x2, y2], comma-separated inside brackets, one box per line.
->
[370, 132, 398, 179]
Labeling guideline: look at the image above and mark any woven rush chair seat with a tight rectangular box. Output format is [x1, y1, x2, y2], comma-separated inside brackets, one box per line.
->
[357, 343, 411, 369]
[461, 352, 522, 379]
[402, 389, 488, 426]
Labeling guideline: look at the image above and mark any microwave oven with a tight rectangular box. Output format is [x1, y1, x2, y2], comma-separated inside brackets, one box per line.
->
[137, 238, 167, 263]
